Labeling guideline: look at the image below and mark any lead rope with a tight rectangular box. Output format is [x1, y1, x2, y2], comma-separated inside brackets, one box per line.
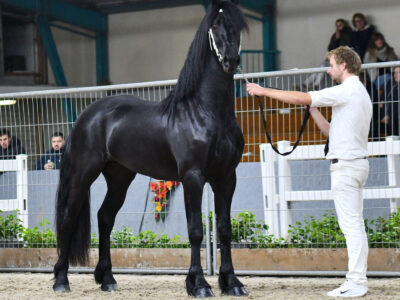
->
[237, 66, 311, 156]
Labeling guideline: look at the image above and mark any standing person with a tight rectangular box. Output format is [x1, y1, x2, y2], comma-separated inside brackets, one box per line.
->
[36, 132, 65, 170]
[301, 18, 352, 90]
[0, 129, 26, 159]
[351, 13, 375, 62]
[247, 46, 371, 298]
[364, 32, 398, 90]
[381, 66, 400, 136]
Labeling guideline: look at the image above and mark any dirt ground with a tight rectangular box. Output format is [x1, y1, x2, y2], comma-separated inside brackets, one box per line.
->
[0, 273, 399, 300]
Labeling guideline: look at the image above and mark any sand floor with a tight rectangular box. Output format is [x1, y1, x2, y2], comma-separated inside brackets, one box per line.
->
[0, 273, 399, 299]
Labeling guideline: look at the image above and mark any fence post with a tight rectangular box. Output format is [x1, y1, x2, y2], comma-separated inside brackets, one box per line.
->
[386, 136, 400, 213]
[16, 154, 28, 229]
[277, 141, 292, 239]
[259, 143, 279, 236]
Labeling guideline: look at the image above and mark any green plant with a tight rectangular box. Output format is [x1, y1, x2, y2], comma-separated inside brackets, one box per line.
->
[110, 226, 136, 248]
[367, 208, 400, 248]
[22, 219, 57, 248]
[287, 211, 346, 248]
[0, 210, 24, 241]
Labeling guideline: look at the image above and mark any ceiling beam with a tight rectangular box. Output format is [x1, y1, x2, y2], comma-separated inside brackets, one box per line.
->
[0, 0, 104, 32]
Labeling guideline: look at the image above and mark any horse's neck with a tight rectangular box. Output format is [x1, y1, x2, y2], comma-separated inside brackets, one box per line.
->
[196, 55, 235, 115]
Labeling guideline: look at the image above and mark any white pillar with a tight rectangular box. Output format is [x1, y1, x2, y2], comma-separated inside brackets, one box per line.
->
[386, 136, 400, 213]
[16, 154, 28, 228]
[277, 141, 292, 238]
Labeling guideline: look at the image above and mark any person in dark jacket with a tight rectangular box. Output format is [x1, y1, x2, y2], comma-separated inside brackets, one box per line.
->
[381, 66, 400, 136]
[0, 129, 26, 159]
[328, 19, 353, 51]
[36, 132, 65, 170]
[351, 13, 376, 62]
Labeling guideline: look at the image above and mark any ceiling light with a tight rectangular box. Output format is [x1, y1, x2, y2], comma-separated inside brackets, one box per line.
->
[0, 99, 17, 105]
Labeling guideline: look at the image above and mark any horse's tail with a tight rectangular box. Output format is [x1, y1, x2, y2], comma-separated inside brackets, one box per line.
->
[55, 137, 91, 265]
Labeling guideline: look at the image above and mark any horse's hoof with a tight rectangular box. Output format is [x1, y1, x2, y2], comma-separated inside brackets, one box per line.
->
[227, 286, 248, 297]
[101, 283, 118, 292]
[194, 287, 215, 298]
[53, 284, 71, 293]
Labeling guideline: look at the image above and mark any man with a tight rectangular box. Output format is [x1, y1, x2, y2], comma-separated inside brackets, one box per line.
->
[247, 46, 371, 298]
[0, 129, 26, 159]
[36, 132, 65, 170]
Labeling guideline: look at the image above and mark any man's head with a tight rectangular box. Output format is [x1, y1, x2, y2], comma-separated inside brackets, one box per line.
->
[51, 132, 65, 151]
[394, 67, 400, 83]
[0, 129, 11, 150]
[352, 13, 367, 31]
[326, 46, 362, 83]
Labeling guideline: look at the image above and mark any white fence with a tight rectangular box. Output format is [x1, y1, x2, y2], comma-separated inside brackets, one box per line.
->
[260, 136, 400, 238]
[0, 155, 28, 228]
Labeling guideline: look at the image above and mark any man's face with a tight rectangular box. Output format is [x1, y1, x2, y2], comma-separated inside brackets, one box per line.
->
[52, 136, 65, 151]
[0, 134, 10, 149]
[354, 17, 365, 30]
[327, 56, 345, 83]
[394, 67, 400, 83]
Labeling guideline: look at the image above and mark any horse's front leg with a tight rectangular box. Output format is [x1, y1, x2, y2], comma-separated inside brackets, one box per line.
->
[212, 172, 248, 296]
[183, 171, 214, 298]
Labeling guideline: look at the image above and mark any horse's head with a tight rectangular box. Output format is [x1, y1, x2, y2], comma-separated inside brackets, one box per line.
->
[208, 0, 247, 74]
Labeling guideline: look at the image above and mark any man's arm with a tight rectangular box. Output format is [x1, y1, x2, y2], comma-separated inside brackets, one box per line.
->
[309, 107, 330, 137]
[246, 83, 312, 106]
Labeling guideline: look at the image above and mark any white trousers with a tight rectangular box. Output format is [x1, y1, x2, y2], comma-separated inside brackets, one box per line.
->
[330, 158, 370, 286]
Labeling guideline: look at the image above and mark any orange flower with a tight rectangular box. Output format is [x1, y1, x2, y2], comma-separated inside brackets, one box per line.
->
[165, 181, 173, 190]
[157, 189, 167, 199]
[150, 182, 158, 191]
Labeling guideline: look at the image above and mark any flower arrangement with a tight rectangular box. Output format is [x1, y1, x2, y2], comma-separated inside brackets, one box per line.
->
[150, 180, 180, 222]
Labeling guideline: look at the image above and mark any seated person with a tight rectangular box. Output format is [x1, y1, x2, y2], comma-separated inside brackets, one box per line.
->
[364, 32, 398, 90]
[381, 66, 400, 136]
[36, 132, 65, 170]
[0, 128, 26, 159]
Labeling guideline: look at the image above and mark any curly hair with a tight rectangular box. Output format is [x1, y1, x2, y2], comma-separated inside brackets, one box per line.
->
[326, 46, 362, 75]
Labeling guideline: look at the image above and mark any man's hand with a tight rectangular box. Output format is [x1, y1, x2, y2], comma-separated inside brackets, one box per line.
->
[44, 162, 53, 170]
[381, 115, 390, 124]
[246, 83, 265, 97]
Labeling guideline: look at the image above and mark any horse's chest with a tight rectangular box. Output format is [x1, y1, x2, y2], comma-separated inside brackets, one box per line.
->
[211, 130, 243, 167]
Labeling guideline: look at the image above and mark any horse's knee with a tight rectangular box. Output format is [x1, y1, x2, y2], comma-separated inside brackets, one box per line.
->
[217, 220, 232, 244]
[188, 227, 203, 245]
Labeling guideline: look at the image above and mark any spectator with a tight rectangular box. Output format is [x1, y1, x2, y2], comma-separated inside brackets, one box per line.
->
[381, 66, 400, 136]
[328, 19, 353, 51]
[364, 32, 398, 90]
[301, 19, 353, 90]
[351, 13, 375, 62]
[0, 129, 26, 159]
[36, 132, 65, 170]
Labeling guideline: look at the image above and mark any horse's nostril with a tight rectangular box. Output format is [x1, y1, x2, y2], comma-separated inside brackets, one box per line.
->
[223, 57, 229, 63]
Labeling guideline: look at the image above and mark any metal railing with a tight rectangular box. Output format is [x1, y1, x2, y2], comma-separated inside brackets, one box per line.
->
[0, 61, 400, 275]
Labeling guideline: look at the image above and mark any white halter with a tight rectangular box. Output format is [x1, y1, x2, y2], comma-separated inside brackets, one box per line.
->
[208, 9, 242, 65]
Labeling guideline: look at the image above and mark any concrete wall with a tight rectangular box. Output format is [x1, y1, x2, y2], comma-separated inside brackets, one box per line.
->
[277, 0, 400, 69]
[46, 1, 400, 86]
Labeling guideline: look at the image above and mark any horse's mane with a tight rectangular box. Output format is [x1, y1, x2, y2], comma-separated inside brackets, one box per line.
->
[162, 1, 248, 117]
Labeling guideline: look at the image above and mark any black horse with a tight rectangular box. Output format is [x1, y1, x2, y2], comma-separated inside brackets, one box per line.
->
[53, 0, 248, 297]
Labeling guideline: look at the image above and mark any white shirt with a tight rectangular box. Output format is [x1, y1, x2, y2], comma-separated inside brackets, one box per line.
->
[309, 76, 372, 160]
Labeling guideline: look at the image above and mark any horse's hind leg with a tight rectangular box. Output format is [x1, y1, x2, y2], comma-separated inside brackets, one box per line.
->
[212, 172, 248, 296]
[53, 161, 104, 292]
[183, 171, 214, 298]
[94, 162, 136, 291]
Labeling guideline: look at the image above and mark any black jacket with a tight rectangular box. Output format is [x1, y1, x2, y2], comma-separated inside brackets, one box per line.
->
[351, 24, 376, 62]
[328, 26, 353, 51]
[0, 137, 26, 159]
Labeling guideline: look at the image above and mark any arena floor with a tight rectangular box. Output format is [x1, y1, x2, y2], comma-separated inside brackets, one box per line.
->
[0, 273, 399, 299]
